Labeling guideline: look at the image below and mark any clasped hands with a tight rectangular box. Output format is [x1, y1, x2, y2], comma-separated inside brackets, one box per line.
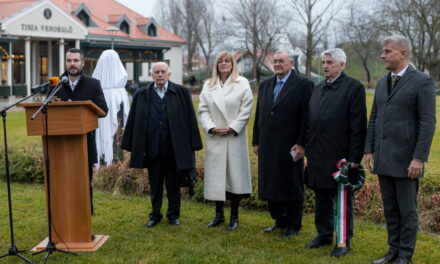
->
[210, 127, 235, 136]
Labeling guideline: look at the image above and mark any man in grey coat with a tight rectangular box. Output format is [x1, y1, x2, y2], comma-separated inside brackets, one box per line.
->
[365, 35, 436, 264]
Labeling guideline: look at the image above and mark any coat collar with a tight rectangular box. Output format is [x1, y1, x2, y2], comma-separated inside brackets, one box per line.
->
[272, 70, 298, 108]
[319, 72, 346, 90]
[206, 79, 229, 121]
[386, 65, 416, 101]
[144, 81, 177, 94]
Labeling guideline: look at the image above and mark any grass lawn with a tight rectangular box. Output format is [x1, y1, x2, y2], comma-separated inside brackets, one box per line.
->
[0, 183, 439, 264]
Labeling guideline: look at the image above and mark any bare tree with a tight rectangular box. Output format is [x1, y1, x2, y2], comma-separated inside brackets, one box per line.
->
[378, 0, 440, 80]
[342, 2, 382, 87]
[288, 0, 339, 78]
[155, 0, 203, 73]
[227, 0, 286, 85]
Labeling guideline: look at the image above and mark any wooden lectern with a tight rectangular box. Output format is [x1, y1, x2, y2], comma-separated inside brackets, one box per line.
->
[19, 101, 109, 252]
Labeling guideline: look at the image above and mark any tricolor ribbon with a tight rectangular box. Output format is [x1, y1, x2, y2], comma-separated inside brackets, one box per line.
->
[331, 159, 366, 248]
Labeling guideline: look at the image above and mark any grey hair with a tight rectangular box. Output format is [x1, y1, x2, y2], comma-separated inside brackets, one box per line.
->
[150, 62, 171, 74]
[322, 48, 346, 63]
[383, 35, 412, 57]
[275, 50, 295, 62]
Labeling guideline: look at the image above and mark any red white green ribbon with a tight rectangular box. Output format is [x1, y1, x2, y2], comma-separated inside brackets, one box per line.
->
[331, 159, 366, 247]
[332, 159, 349, 247]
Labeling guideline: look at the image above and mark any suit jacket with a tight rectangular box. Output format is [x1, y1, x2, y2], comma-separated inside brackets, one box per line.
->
[306, 72, 367, 189]
[51, 73, 108, 164]
[252, 70, 313, 201]
[121, 81, 202, 171]
[364, 65, 436, 178]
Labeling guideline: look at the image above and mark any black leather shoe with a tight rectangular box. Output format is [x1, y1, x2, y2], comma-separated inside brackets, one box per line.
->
[393, 257, 411, 264]
[228, 218, 239, 230]
[146, 219, 160, 228]
[372, 252, 398, 264]
[207, 216, 225, 227]
[169, 219, 181, 226]
[263, 223, 283, 232]
[282, 228, 299, 238]
[331, 246, 350, 257]
[305, 237, 333, 248]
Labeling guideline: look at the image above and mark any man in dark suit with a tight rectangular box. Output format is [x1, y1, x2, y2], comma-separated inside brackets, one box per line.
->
[252, 50, 313, 237]
[365, 35, 436, 264]
[305, 48, 367, 257]
[52, 48, 108, 215]
[121, 62, 202, 228]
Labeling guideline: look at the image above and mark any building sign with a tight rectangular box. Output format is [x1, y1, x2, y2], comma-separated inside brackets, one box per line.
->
[1, 1, 87, 39]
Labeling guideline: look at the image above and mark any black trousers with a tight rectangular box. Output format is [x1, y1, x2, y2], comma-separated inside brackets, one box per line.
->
[147, 157, 180, 221]
[267, 200, 303, 230]
[313, 188, 354, 243]
[378, 175, 418, 260]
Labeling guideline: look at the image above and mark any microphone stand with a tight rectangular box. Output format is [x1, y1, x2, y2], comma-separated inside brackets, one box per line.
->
[0, 92, 41, 263]
[31, 81, 78, 263]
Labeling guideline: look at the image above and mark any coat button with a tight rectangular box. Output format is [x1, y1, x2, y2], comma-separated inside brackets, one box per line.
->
[270, 111, 274, 115]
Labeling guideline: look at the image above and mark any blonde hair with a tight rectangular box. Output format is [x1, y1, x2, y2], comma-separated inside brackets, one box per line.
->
[208, 51, 239, 88]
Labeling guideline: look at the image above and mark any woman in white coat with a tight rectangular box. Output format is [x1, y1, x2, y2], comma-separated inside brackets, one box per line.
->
[198, 51, 253, 230]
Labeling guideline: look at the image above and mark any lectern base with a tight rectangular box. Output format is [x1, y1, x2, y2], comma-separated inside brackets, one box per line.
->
[32, 235, 110, 252]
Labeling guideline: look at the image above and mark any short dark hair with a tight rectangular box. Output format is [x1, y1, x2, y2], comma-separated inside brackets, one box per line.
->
[66, 48, 84, 60]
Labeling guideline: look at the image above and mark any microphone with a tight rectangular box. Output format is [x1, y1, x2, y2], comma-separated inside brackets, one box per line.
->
[31, 77, 60, 94]
[46, 76, 68, 98]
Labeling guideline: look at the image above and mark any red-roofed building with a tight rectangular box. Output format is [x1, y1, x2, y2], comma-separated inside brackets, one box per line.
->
[0, 0, 185, 96]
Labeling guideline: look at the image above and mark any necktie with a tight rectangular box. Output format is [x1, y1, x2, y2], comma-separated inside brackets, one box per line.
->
[391, 75, 400, 89]
[273, 80, 283, 101]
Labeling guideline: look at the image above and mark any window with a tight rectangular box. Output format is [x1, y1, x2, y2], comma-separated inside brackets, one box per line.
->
[120, 21, 130, 34]
[147, 24, 157, 37]
[77, 10, 90, 27]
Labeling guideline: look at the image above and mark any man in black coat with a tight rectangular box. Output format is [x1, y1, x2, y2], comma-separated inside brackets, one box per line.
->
[366, 36, 436, 264]
[252, 50, 313, 237]
[305, 48, 367, 257]
[121, 62, 202, 228]
[51, 48, 108, 215]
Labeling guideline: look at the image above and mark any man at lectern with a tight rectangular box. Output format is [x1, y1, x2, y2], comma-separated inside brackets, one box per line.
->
[50, 48, 108, 215]
[122, 62, 202, 228]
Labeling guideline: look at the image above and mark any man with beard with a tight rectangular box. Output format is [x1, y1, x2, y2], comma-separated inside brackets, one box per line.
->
[305, 48, 367, 257]
[51, 48, 108, 215]
[252, 50, 313, 237]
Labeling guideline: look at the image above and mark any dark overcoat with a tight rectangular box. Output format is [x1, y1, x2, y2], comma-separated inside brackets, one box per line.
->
[52, 73, 108, 164]
[121, 81, 202, 171]
[252, 70, 313, 201]
[364, 65, 436, 178]
[305, 72, 367, 189]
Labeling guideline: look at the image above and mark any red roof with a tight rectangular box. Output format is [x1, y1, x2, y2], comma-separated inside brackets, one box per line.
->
[0, 0, 186, 43]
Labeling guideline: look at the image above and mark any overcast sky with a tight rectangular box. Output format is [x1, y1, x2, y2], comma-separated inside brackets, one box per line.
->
[116, 0, 155, 17]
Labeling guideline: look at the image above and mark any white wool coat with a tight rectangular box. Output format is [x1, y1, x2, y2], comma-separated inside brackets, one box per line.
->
[198, 76, 253, 201]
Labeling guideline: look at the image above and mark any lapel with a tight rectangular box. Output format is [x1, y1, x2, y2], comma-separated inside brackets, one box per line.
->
[387, 65, 415, 102]
[208, 80, 228, 121]
[273, 70, 297, 109]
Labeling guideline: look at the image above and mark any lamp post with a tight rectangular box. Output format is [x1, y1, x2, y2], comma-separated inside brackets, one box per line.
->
[106, 26, 119, 50]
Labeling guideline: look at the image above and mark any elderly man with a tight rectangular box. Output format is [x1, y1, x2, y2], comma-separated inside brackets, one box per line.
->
[366, 35, 436, 264]
[305, 48, 367, 257]
[252, 50, 314, 237]
[51, 48, 108, 215]
[122, 62, 202, 227]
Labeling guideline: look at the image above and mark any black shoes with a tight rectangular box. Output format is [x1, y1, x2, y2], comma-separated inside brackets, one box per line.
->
[146, 219, 160, 228]
[393, 257, 411, 264]
[169, 219, 181, 226]
[372, 251, 398, 264]
[263, 223, 283, 232]
[305, 237, 333, 248]
[207, 216, 225, 227]
[228, 217, 239, 231]
[331, 246, 350, 257]
[282, 228, 299, 238]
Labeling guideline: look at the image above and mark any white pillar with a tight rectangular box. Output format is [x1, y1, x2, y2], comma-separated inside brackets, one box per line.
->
[59, 38, 65, 75]
[25, 37, 31, 95]
[75, 39, 80, 49]
[7, 42, 12, 86]
[48, 40, 53, 77]
[31, 41, 38, 86]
